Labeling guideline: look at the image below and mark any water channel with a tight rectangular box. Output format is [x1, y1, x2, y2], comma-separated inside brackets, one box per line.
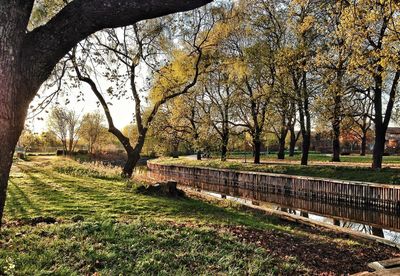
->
[137, 165, 400, 245]
[205, 191, 400, 244]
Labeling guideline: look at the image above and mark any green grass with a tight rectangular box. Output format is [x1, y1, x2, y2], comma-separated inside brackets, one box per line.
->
[1, 156, 307, 275]
[1, 220, 281, 275]
[2, 156, 397, 275]
[5, 158, 279, 227]
[225, 152, 400, 164]
[156, 158, 400, 185]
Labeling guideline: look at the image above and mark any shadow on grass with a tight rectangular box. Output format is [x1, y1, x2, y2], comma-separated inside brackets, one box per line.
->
[6, 181, 28, 218]
[10, 161, 283, 231]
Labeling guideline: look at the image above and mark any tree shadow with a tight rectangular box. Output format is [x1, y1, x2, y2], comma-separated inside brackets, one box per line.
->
[6, 181, 28, 218]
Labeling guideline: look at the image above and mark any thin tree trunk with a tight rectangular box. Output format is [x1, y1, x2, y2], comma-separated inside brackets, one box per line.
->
[332, 123, 341, 162]
[172, 141, 179, 158]
[277, 138, 286, 160]
[301, 133, 310, 166]
[68, 138, 73, 155]
[197, 150, 202, 161]
[360, 131, 367, 156]
[331, 94, 341, 162]
[220, 127, 229, 161]
[372, 129, 385, 169]
[123, 149, 141, 178]
[253, 138, 261, 164]
[331, 71, 343, 162]
[221, 140, 228, 161]
[289, 127, 297, 157]
[371, 72, 385, 168]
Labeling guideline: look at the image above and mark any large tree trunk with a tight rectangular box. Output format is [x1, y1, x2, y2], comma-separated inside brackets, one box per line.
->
[0, 80, 32, 227]
[371, 70, 400, 169]
[0, 124, 23, 226]
[0, 2, 36, 227]
[0, 117, 26, 226]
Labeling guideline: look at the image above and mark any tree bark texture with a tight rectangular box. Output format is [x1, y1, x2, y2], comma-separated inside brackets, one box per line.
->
[253, 137, 261, 164]
[277, 125, 288, 160]
[331, 95, 341, 162]
[360, 131, 367, 156]
[220, 133, 229, 162]
[289, 127, 298, 157]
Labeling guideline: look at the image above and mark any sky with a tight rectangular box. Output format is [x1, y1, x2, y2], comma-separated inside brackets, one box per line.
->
[28, 80, 138, 134]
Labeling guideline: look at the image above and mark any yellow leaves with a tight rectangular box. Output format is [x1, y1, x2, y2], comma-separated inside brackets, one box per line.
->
[298, 15, 315, 34]
[207, 20, 234, 46]
[149, 50, 196, 104]
[228, 59, 249, 81]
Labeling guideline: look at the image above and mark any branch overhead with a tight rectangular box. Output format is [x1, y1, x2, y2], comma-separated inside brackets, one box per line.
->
[23, 0, 213, 85]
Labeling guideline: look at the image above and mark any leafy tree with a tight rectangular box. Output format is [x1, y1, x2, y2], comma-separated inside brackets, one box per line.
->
[224, 2, 274, 164]
[80, 112, 105, 154]
[0, 0, 211, 224]
[314, 1, 352, 162]
[282, 0, 323, 165]
[200, 68, 236, 161]
[348, 91, 374, 156]
[47, 106, 81, 154]
[154, 92, 208, 160]
[70, 9, 215, 177]
[342, 1, 400, 169]
[17, 130, 43, 152]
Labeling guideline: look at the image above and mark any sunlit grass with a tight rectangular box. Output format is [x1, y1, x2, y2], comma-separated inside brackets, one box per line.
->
[1, 156, 394, 275]
[226, 152, 400, 164]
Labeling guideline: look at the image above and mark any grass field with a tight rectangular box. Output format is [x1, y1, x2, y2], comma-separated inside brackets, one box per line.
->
[156, 158, 400, 184]
[225, 152, 400, 164]
[1, 156, 399, 275]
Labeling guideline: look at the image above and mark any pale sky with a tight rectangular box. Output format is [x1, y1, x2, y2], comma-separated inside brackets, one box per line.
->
[28, 79, 139, 134]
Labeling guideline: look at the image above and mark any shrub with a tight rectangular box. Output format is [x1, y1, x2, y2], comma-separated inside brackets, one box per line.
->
[55, 162, 122, 180]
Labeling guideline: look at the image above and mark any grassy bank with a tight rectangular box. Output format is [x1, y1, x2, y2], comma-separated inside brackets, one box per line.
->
[155, 158, 400, 184]
[1, 157, 399, 275]
[224, 152, 400, 164]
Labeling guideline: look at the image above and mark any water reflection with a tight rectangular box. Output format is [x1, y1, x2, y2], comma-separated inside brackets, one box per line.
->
[143, 167, 400, 244]
[208, 191, 400, 244]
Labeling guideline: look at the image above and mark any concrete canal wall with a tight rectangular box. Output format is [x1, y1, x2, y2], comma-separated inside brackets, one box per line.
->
[148, 162, 400, 212]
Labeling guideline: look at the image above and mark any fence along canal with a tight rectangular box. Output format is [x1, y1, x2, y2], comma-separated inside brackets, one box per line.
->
[147, 163, 400, 232]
